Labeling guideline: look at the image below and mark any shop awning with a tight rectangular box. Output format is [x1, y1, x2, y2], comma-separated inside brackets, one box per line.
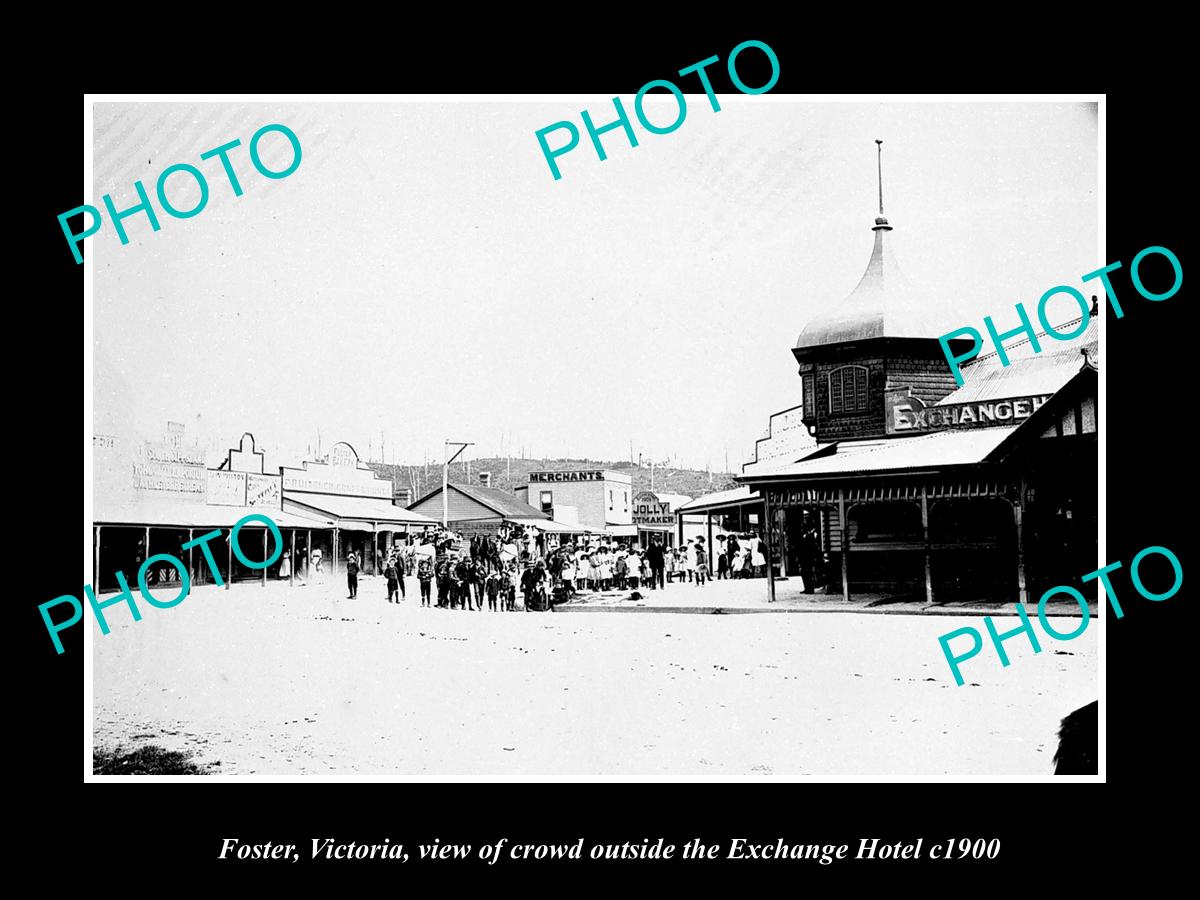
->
[675, 486, 763, 514]
[739, 427, 1019, 481]
[94, 501, 334, 530]
[506, 517, 591, 533]
[605, 524, 638, 537]
[284, 491, 439, 528]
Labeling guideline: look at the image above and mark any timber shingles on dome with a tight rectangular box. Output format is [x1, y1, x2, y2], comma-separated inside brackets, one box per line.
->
[795, 218, 954, 350]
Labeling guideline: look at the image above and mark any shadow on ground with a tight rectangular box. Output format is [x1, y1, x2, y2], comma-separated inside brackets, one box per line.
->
[93, 744, 213, 775]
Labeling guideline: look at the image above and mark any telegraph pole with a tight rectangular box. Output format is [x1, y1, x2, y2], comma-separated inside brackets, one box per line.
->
[443, 440, 473, 528]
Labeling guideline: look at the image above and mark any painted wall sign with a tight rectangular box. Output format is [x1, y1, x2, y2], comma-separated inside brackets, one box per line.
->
[886, 391, 1053, 435]
[133, 461, 205, 494]
[282, 471, 392, 498]
[633, 493, 675, 526]
[207, 469, 247, 506]
[529, 471, 603, 483]
[247, 473, 282, 507]
[281, 442, 392, 498]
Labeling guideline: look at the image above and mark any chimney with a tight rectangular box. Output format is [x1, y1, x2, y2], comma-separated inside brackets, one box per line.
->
[479, 471, 492, 487]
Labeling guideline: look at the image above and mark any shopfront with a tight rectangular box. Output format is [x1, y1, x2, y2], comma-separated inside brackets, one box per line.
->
[93, 429, 334, 591]
[735, 197, 1098, 605]
[281, 441, 438, 576]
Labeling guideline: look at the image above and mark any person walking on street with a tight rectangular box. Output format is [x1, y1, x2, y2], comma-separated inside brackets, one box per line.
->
[346, 551, 359, 599]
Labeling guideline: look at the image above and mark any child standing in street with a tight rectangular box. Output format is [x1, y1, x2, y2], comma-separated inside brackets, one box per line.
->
[385, 556, 400, 603]
[418, 556, 434, 607]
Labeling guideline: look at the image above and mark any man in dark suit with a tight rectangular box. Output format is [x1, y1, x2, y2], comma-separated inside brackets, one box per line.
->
[646, 539, 666, 590]
[346, 551, 359, 599]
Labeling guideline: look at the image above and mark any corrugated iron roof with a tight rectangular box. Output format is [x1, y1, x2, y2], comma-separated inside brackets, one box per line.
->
[676, 486, 762, 512]
[740, 427, 1018, 480]
[95, 500, 334, 529]
[285, 491, 438, 524]
[946, 314, 1097, 404]
[441, 483, 551, 519]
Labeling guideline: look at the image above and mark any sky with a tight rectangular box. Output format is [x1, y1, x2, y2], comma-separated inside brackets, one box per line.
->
[91, 99, 1097, 473]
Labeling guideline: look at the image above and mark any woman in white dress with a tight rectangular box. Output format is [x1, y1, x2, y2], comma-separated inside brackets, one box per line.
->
[680, 542, 694, 582]
[577, 551, 593, 591]
[751, 533, 767, 576]
[598, 548, 613, 591]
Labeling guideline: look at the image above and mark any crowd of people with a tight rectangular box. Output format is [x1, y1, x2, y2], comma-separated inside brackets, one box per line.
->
[291, 522, 771, 612]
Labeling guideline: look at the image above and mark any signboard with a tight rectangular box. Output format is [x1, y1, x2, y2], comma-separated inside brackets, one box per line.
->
[206, 470, 247, 506]
[282, 471, 392, 498]
[247, 473, 282, 507]
[133, 460, 205, 494]
[886, 391, 1053, 434]
[329, 442, 357, 468]
[281, 441, 392, 498]
[633, 492, 674, 527]
[145, 444, 205, 466]
[529, 471, 603, 483]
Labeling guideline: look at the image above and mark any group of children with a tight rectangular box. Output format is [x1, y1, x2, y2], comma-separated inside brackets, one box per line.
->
[552, 545, 648, 594]
[379, 552, 522, 611]
[432, 557, 519, 611]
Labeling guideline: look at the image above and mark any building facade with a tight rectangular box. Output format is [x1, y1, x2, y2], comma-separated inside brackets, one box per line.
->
[736, 172, 1097, 605]
[515, 469, 634, 536]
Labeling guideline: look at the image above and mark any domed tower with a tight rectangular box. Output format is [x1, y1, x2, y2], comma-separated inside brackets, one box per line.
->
[793, 140, 973, 443]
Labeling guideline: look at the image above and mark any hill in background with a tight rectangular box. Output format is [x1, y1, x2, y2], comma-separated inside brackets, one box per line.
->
[365, 457, 738, 505]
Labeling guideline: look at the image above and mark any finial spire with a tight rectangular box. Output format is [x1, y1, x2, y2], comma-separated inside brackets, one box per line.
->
[872, 140, 892, 231]
[876, 139, 884, 215]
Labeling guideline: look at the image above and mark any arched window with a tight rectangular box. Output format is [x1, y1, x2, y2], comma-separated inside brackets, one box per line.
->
[829, 365, 869, 413]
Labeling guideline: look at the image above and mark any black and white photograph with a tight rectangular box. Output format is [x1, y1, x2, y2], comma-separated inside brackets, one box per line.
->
[83, 96, 1101, 779]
